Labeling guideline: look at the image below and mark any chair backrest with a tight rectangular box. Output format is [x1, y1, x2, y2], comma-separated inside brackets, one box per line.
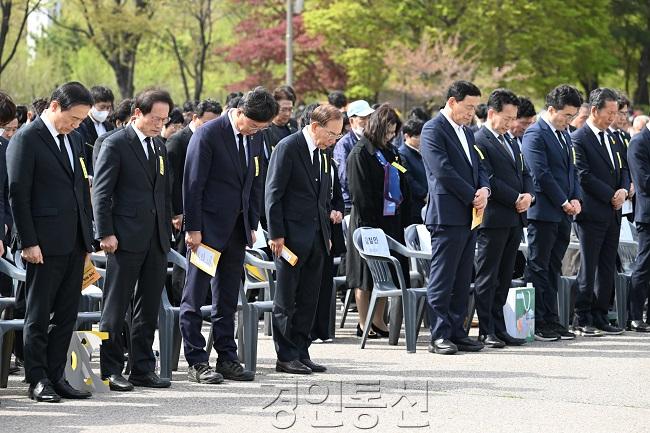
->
[618, 220, 638, 273]
[342, 214, 351, 246]
[168, 249, 188, 271]
[252, 223, 268, 249]
[404, 224, 431, 283]
[352, 227, 402, 292]
[241, 249, 276, 306]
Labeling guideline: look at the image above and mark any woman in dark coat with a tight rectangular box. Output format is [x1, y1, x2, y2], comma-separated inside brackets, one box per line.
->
[346, 104, 412, 338]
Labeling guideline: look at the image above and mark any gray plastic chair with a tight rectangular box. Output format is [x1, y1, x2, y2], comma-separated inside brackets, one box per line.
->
[158, 249, 212, 380]
[238, 249, 276, 372]
[0, 257, 24, 388]
[352, 227, 430, 353]
[339, 215, 357, 329]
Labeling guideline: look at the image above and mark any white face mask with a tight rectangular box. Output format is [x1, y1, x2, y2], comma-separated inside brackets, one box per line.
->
[0, 129, 4, 137]
[91, 106, 109, 123]
[352, 127, 364, 137]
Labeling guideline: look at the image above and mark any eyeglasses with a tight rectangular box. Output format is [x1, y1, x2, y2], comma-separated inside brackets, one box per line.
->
[249, 124, 269, 133]
[278, 107, 293, 113]
[149, 115, 170, 125]
[318, 124, 343, 140]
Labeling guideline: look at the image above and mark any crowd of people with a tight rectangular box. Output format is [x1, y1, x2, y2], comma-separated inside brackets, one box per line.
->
[0, 76, 648, 403]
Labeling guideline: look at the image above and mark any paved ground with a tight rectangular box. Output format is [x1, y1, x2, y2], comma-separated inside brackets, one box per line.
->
[2, 311, 650, 433]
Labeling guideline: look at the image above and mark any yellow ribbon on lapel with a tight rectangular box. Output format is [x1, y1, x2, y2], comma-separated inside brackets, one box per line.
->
[473, 145, 485, 160]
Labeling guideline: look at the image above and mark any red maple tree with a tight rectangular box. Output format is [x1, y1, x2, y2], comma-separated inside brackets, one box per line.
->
[219, 2, 346, 98]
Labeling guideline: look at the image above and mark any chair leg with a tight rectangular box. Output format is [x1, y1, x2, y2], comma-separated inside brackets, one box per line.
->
[403, 293, 418, 353]
[329, 280, 337, 339]
[243, 306, 259, 372]
[615, 273, 629, 328]
[171, 318, 181, 371]
[0, 329, 10, 388]
[340, 289, 353, 328]
[360, 292, 379, 349]
[158, 313, 173, 380]
[237, 310, 245, 363]
[388, 297, 402, 346]
[415, 297, 427, 340]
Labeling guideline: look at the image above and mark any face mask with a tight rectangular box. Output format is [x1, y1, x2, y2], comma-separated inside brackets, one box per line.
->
[91, 106, 109, 123]
[352, 127, 364, 137]
[0, 129, 4, 137]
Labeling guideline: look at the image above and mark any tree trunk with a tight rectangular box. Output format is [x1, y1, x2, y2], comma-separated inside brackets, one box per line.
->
[109, 51, 136, 99]
[634, 44, 650, 106]
[579, 75, 599, 98]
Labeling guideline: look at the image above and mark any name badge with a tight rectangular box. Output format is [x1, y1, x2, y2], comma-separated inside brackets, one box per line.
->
[79, 157, 89, 179]
[159, 156, 165, 175]
[391, 161, 407, 173]
[254, 156, 260, 177]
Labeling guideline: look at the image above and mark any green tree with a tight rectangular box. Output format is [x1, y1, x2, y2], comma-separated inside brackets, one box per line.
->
[0, 0, 42, 82]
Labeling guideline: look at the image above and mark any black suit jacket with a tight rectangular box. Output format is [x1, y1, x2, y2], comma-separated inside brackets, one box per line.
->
[572, 124, 630, 223]
[183, 113, 263, 251]
[92, 126, 123, 170]
[7, 116, 94, 255]
[166, 126, 193, 216]
[474, 126, 534, 228]
[92, 124, 171, 253]
[77, 115, 114, 177]
[0, 136, 12, 230]
[265, 131, 331, 257]
[625, 127, 650, 224]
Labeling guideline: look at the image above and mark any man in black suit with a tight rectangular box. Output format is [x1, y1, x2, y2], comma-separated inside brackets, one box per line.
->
[93, 89, 174, 391]
[76, 86, 115, 179]
[398, 118, 427, 224]
[91, 98, 134, 169]
[181, 88, 277, 383]
[508, 97, 536, 151]
[7, 82, 95, 402]
[166, 99, 221, 306]
[420, 81, 490, 355]
[571, 88, 630, 336]
[625, 110, 650, 332]
[474, 89, 533, 348]
[266, 104, 342, 374]
[522, 85, 583, 342]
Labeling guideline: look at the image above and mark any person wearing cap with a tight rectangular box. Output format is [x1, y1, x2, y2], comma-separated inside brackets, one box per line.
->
[333, 100, 374, 213]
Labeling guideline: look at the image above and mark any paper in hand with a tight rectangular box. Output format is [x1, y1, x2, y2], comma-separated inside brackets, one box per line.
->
[190, 243, 221, 276]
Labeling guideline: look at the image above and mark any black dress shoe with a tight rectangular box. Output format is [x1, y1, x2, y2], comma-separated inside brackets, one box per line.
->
[427, 338, 458, 355]
[105, 374, 134, 392]
[52, 378, 91, 399]
[276, 360, 312, 374]
[215, 360, 255, 381]
[371, 323, 390, 338]
[451, 336, 484, 352]
[495, 332, 527, 346]
[300, 359, 327, 373]
[356, 324, 378, 339]
[128, 371, 171, 388]
[630, 320, 650, 332]
[28, 379, 61, 403]
[478, 334, 506, 348]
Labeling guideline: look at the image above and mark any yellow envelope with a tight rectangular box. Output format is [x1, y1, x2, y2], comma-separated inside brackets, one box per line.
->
[190, 243, 221, 276]
[82, 256, 101, 290]
[280, 245, 298, 266]
[471, 208, 483, 230]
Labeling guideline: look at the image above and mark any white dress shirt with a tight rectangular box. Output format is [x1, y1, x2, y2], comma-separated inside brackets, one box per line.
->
[41, 110, 74, 171]
[228, 108, 249, 165]
[441, 110, 472, 165]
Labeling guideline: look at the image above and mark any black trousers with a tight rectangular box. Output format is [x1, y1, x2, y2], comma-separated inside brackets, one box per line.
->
[311, 254, 334, 341]
[99, 236, 167, 377]
[23, 237, 85, 385]
[474, 225, 522, 335]
[525, 218, 571, 325]
[575, 217, 620, 326]
[425, 224, 476, 341]
[179, 216, 246, 366]
[630, 222, 650, 320]
[273, 233, 325, 362]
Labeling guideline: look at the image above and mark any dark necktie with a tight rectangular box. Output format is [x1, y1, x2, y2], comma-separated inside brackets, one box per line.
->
[555, 130, 570, 160]
[145, 137, 156, 175]
[237, 133, 247, 173]
[498, 134, 515, 160]
[312, 148, 320, 182]
[57, 134, 72, 171]
[599, 131, 614, 169]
